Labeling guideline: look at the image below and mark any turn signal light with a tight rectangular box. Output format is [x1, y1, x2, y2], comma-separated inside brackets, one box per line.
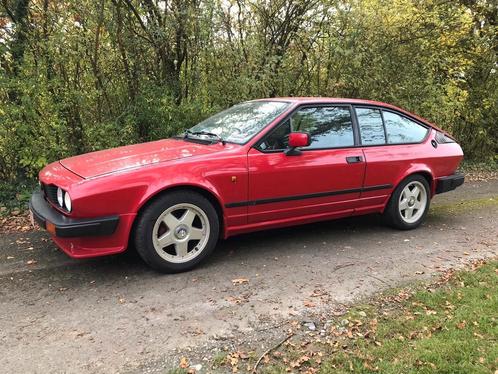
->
[46, 221, 56, 236]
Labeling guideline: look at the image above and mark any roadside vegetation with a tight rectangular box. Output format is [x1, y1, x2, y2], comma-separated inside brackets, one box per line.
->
[176, 260, 497, 373]
[1, 0, 497, 192]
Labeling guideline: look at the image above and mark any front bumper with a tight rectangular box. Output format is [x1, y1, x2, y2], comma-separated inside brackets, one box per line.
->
[29, 190, 119, 238]
[435, 173, 465, 194]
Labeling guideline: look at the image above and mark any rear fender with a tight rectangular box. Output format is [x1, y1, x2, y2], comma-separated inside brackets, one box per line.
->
[390, 165, 436, 200]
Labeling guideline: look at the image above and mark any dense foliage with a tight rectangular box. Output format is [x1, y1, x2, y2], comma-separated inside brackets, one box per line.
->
[1, 0, 496, 183]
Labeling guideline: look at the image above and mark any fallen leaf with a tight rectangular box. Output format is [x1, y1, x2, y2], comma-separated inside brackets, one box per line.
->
[364, 361, 378, 371]
[231, 278, 249, 285]
[303, 300, 316, 308]
[26, 260, 37, 265]
[179, 356, 189, 369]
[310, 289, 327, 297]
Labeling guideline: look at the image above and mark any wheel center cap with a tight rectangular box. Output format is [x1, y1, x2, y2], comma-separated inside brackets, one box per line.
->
[408, 197, 416, 207]
[175, 225, 189, 239]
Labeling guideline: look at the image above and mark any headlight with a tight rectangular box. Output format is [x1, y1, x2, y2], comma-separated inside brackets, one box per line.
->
[64, 191, 72, 212]
[57, 187, 64, 207]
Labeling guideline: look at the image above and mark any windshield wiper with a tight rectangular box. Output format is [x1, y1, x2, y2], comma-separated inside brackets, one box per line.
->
[184, 130, 226, 145]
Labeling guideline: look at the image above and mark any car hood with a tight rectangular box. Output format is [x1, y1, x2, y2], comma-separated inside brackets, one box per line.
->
[60, 138, 223, 179]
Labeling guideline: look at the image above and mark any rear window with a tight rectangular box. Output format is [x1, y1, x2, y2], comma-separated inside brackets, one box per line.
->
[383, 111, 428, 144]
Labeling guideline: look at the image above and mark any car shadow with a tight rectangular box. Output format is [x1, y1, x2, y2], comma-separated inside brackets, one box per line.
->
[15, 210, 456, 289]
[62, 213, 387, 274]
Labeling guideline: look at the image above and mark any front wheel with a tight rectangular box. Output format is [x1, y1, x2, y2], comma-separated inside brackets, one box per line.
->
[134, 191, 219, 273]
[383, 175, 430, 230]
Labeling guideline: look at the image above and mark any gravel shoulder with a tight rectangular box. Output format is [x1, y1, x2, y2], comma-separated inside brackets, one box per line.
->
[0, 179, 497, 373]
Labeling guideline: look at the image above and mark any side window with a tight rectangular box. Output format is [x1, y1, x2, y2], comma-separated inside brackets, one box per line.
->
[258, 106, 354, 151]
[355, 108, 385, 145]
[294, 106, 354, 149]
[258, 120, 291, 151]
[383, 111, 428, 144]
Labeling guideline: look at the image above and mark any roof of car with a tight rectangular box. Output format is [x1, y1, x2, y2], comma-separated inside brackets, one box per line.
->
[258, 96, 409, 110]
[254, 97, 441, 131]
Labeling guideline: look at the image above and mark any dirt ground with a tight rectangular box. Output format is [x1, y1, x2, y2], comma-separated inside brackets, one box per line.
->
[0, 180, 497, 373]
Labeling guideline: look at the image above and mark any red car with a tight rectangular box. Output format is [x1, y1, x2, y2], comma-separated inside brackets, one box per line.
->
[30, 98, 464, 272]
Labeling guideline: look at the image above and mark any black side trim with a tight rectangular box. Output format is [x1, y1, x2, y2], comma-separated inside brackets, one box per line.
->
[435, 173, 464, 194]
[29, 190, 119, 238]
[225, 184, 393, 208]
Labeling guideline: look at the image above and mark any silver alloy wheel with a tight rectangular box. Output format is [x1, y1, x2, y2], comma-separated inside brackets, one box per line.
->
[398, 181, 427, 224]
[152, 203, 210, 264]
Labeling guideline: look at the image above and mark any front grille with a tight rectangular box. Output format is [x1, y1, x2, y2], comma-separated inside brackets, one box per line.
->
[41, 183, 59, 206]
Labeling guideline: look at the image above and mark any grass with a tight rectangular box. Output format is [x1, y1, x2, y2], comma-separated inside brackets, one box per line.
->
[459, 159, 498, 174]
[430, 196, 498, 216]
[260, 261, 498, 374]
[167, 262, 497, 373]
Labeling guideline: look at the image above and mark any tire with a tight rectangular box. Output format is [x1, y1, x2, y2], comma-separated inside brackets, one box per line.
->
[383, 174, 431, 230]
[134, 191, 219, 273]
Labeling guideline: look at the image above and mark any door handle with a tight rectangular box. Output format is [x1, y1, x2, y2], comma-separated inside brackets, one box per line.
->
[346, 156, 364, 164]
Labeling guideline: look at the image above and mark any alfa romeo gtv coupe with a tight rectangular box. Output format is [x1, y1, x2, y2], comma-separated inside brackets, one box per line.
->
[30, 98, 464, 272]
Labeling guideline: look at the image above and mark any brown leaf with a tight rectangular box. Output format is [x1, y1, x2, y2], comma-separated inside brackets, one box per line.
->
[26, 260, 37, 265]
[303, 300, 316, 308]
[225, 296, 244, 304]
[310, 289, 327, 297]
[364, 361, 378, 371]
[231, 278, 249, 285]
[456, 321, 466, 330]
[238, 351, 249, 360]
[179, 357, 189, 369]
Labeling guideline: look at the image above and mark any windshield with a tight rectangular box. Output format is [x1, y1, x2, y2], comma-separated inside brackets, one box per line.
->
[187, 101, 291, 144]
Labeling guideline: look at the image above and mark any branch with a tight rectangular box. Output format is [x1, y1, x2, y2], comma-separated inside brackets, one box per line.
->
[119, 0, 155, 45]
[252, 334, 294, 373]
[1, 0, 16, 23]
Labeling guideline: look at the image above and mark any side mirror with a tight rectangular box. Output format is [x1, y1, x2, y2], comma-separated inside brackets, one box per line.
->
[286, 132, 310, 156]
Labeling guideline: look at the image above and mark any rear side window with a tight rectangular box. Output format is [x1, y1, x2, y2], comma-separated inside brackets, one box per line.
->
[383, 111, 428, 144]
[355, 108, 385, 145]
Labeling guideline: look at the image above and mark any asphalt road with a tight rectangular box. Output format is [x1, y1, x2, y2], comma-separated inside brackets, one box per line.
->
[0, 179, 497, 373]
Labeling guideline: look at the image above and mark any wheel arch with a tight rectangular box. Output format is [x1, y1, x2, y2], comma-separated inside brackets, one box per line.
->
[131, 184, 226, 241]
[394, 167, 435, 196]
[381, 168, 435, 214]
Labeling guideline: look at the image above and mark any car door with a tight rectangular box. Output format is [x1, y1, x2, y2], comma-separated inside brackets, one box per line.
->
[247, 105, 366, 224]
[354, 106, 431, 214]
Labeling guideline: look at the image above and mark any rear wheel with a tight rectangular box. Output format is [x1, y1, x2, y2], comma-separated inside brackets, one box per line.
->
[134, 191, 219, 273]
[384, 175, 430, 230]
